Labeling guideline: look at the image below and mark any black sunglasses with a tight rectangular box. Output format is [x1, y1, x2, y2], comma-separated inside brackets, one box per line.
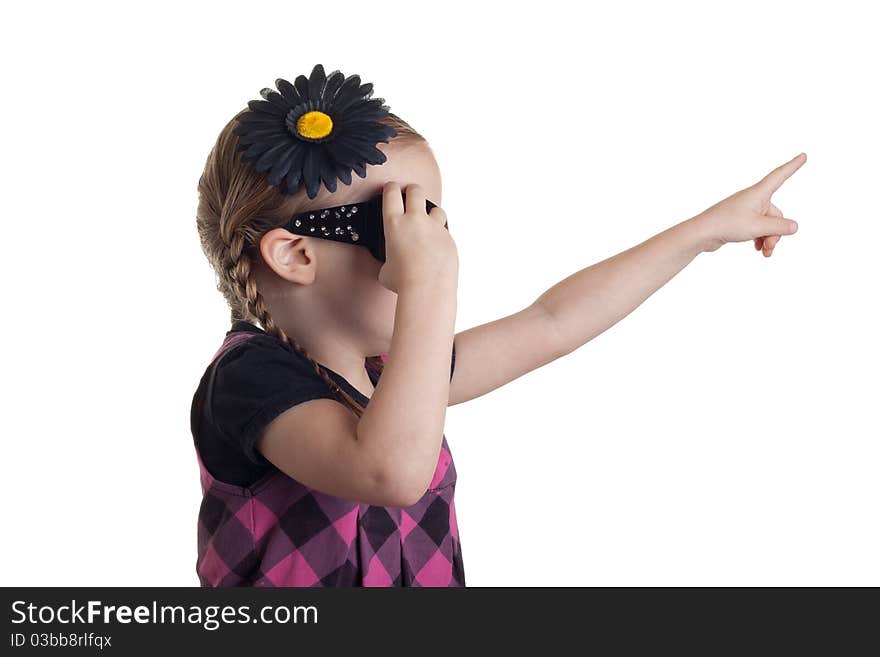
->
[279, 192, 448, 263]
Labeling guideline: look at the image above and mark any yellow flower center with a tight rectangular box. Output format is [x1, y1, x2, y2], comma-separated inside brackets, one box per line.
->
[295, 111, 333, 139]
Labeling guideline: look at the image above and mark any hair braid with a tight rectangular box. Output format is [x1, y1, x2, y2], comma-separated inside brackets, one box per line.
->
[224, 226, 368, 419]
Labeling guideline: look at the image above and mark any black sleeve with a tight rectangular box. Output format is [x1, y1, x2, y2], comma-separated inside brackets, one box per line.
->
[208, 336, 340, 466]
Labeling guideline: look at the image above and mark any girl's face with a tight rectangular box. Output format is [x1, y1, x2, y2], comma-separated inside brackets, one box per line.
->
[256, 140, 443, 354]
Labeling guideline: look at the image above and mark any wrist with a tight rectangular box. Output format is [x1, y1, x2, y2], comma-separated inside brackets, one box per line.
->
[399, 270, 458, 296]
[682, 213, 718, 255]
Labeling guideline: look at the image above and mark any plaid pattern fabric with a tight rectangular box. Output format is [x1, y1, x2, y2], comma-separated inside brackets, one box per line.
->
[192, 331, 465, 587]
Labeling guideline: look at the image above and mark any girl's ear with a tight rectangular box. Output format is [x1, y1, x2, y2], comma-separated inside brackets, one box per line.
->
[259, 228, 317, 285]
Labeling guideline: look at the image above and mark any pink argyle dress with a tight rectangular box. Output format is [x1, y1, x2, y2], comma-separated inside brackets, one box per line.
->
[190, 324, 465, 586]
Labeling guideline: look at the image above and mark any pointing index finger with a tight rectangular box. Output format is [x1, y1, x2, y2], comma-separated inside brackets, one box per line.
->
[757, 152, 807, 195]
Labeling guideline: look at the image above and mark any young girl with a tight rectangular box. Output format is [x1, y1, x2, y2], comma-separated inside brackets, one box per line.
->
[190, 64, 804, 587]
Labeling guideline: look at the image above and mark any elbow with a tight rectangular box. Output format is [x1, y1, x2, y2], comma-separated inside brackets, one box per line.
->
[356, 428, 433, 507]
[380, 476, 429, 508]
[534, 301, 571, 361]
[373, 465, 431, 508]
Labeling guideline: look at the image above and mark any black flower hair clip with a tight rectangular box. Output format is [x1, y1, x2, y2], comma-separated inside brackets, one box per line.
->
[233, 64, 397, 199]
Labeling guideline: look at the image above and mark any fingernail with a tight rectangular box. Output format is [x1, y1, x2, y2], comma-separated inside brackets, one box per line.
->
[790, 220, 798, 231]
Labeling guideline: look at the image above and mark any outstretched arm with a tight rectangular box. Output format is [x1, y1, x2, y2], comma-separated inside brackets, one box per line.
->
[447, 217, 705, 406]
[448, 153, 805, 406]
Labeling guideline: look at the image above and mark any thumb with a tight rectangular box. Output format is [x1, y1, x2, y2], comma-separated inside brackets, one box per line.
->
[759, 215, 799, 236]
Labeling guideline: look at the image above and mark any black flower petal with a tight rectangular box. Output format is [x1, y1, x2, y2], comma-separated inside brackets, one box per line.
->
[301, 148, 320, 199]
[260, 88, 290, 112]
[254, 140, 290, 175]
[246, 99, 285, 116]
[293, 74, 310, 104]
[334, 162, 353, 187]
[266, 143, 297, 187]
[234, 64, 396, 199]
[275, 78, 302, 106]
[283, 147, 307, 195]
[323, 70, 346, 100]
[308, 63, 327, 99]
[319, 153, 338, 193]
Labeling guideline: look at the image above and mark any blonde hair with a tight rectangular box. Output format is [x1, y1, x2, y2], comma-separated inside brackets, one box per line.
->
[196, 108, 426, 417]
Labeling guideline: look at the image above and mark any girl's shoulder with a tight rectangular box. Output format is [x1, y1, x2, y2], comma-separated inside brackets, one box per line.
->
[192, 323, 342, 483]
[212, 327, 330, 394]
[219, 320, 317, 367]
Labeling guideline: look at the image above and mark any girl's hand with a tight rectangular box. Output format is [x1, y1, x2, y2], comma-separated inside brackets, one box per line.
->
[378, 181, 458, 293]
[692, 152, 806, 256]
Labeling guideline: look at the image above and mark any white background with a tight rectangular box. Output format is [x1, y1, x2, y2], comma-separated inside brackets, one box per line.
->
[1, 0, 877, 586]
